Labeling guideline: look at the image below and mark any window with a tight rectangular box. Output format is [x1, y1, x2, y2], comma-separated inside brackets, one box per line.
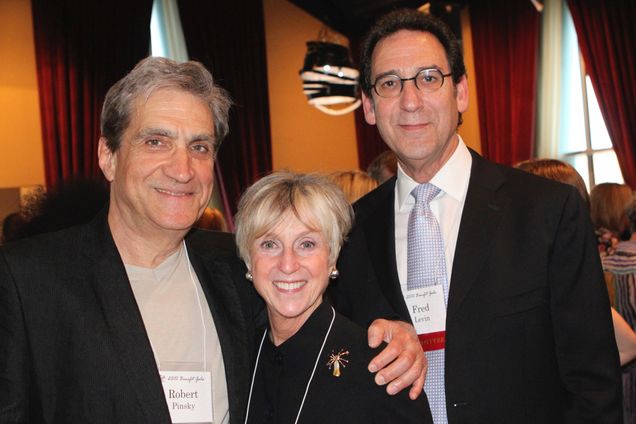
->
[558, 2, 623, 190]
[149, 0, 188, 62]
[149, 0, 228, 222]
[150, 0, 169, 57]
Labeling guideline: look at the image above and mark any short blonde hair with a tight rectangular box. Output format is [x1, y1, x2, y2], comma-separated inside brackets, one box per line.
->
[235, 171, 354, 269]
[328, 170, 378, 203]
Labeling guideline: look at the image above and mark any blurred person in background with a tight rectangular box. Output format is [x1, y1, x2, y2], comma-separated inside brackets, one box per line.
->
[591, 183, 634, 256]
[195, 206, 228, 232]
[8, 178, 109, 241]
[329, 170, 378, 204]
[367, 150, 398, 184]
[602, 196, 636, 421]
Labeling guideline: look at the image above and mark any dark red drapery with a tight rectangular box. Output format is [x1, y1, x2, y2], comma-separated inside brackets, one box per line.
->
[178, 0, 273, 222]
[350, 35, 386, 172]
[354, 104, 387, 172]
[31, 0, 153, 190]
[567, 0, 636, 188]
[470, 0, 540, 166]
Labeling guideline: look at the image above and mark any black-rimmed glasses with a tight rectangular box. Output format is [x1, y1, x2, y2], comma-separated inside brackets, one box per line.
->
[371, 68, 452, 98]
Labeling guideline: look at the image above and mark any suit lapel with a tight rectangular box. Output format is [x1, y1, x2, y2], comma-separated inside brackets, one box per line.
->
[362, 180, 412, 321]
[447, 151, 507, 321]
[87, 215, 171, 423]
[186, 238, 250, 424]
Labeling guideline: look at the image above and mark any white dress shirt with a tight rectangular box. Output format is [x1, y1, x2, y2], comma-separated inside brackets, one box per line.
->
[395, 137, 472, 299]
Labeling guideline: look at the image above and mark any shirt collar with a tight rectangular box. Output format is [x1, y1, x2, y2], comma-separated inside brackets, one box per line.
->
[396, 136, 472, 210]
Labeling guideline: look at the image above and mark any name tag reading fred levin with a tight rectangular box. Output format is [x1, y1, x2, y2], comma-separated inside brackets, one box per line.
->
[405, 285, 446, 352]
[160, 371, 213, 423]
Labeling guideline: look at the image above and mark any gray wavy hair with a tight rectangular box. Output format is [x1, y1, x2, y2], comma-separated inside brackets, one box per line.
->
[100, 56, 232, 152]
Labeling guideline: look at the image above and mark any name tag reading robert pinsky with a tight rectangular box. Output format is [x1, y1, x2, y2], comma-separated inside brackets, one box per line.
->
[160, 371, 213, 423]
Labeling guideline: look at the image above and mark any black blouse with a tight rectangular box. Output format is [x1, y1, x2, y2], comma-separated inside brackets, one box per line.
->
[245, 301, 432, 423]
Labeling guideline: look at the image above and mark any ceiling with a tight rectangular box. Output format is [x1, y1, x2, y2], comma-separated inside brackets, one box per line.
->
[288, 0, 470, 40]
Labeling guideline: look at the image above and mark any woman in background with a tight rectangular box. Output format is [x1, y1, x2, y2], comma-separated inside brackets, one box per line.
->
[602, 196, 636, 422]
[328, 169, 378, 204]
[591, 183, 634, 256]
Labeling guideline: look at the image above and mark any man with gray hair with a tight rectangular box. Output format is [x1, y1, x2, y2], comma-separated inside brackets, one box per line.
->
[0, 56, 252, 424]
[1, 56, 426, 424]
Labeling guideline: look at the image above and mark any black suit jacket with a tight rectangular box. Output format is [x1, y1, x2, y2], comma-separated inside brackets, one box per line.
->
[246, 301, 433, 423]
[331, 150, 622, 423]
[0, 212, 261, 423]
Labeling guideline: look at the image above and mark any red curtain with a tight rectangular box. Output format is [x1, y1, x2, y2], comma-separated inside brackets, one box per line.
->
[567, 0, 636, 188]
[470, 0, 540, 165]
[31, 0, 153, 190]
[178, 0, 273, 222]
[351, 26, 385, 174]
[353, 105, 387, 172]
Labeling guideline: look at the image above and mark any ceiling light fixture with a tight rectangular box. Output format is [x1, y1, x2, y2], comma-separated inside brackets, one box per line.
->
[299, 27, 361, 116]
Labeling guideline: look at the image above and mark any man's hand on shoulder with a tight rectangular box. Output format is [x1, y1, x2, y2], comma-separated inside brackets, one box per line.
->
[367, 319, 426, 400]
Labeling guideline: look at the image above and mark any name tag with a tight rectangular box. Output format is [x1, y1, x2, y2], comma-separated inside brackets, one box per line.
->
[405, 285, 446, 351]
[160, 371, 213, 423]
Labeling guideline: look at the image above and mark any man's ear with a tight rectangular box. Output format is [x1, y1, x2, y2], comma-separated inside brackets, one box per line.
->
[98, 137, 116, 182]
[455, 75, 469, 114]
[361, 91, 377, 125]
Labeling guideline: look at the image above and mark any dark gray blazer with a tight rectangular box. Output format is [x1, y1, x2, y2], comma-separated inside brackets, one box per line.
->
[0, 211, 261, 423]
[331, 149, 622, 423]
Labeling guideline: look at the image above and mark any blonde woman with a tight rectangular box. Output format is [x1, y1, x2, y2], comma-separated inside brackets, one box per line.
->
[235, 171, 431, 424]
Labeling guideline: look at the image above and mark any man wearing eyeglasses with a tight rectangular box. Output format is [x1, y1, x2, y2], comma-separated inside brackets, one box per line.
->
[330, 9, 621, 423]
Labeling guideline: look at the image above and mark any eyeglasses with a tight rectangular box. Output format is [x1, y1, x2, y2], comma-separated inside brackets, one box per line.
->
[371, 68, 453, 98]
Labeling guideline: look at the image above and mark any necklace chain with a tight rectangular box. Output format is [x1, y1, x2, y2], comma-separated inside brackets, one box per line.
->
[244, 306, 336, 424]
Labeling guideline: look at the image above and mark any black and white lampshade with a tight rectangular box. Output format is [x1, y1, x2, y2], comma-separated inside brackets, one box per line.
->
[299, 41, 361, 116]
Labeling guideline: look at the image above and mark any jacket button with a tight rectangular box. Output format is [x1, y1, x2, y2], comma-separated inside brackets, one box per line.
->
[451, 401, 469, 408]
